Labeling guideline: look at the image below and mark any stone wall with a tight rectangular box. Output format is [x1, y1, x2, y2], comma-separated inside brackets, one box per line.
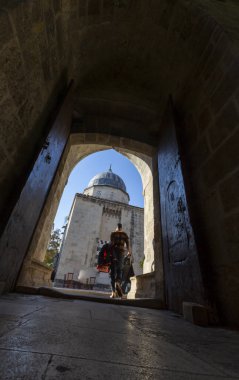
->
[170, 5, 239, 325]
[0, 0, 239, 324]
[84, 185, 129, 204]
[0, 1, 70, 232]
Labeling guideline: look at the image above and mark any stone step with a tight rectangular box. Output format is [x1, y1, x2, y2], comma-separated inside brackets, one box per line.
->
[16, 285, 165, 309]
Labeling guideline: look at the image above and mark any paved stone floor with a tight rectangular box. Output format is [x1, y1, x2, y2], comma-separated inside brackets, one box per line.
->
[0, 294, 239, 379]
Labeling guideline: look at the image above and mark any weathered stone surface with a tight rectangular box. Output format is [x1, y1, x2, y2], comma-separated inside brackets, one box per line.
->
[31, 1, 43, 23]
[210, 59, 239, 113]
[53, 0, 62, 13]
[158, 101, 205, 313]
[0, 10, 13, 46]
[0, 97, 23, 154]
[223, 212, 239, 261]
[210, 100, 239, 149]
[202, 128, 239, 188]
[0, 294, 239, 379]
[189, 136, 211, 171]
[198, 107, 213, 134]
[0, 0, 239, 328]
[0, 40, 27, 108]
[0, 282, 5, 294]
[17, 258, 52, 288]
[0, 85, 73, 291]
[0, 71, 9, 103]
[88, 0, 101, 15]
[219, 170, 239, 213]
[128, 272, 157, 299]
[0, 350, 51, 380]
[181, 113, 198, 148]
[183, 302, 209, 326]
[78, 0, 87, 21]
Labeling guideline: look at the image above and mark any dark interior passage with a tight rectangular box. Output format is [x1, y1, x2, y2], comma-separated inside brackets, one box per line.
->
[0, 0, 239, 327]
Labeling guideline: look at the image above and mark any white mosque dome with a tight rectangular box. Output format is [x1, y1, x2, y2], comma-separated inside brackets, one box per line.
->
[84, 167, 130, 204]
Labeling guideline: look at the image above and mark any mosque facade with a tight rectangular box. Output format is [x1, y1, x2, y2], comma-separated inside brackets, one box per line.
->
[55, 167, 144, 288]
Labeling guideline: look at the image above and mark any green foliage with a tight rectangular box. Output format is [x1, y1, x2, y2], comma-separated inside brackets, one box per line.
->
[44, 227, 62, 268]
[139, 256, 145, 269]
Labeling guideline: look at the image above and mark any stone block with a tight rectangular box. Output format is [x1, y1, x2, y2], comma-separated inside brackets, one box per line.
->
[56, 17, 64, 58]
[0, 10, 14, 46]
[210, 100, 239, 149]
[202, 128, 239, 188]
[103, 0, 114, 14]
[17, 259, 52, 288]
[223, 212, 239, 261]
[88, 0, 101, 15]
[219, 170, 239, 213]
[0, 281, 6, 294]
[127, 272, 156, 299]
[182, 113, 198, 148]
[45, 13, 56, 49]
[198, 107, 213, 133]
[31, 2, 43, 23]
[0, 41, 27, 108]
[202, 37, 227, 83]
[53, 0, 62, 13]
[11, 2, 34, 46]
[62, 0, 78, 12]
[183, 302, 209, 326]
[0, 97, 24, 154]
[205, 65, 224, 98]
[211, 59, 239, 113]
[79, 0, 87, 17]
[189, 136, 211, 171]
[0, 72, 9, 103]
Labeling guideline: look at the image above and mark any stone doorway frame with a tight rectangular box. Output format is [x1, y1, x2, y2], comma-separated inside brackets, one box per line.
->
[17, 132, 165, 302]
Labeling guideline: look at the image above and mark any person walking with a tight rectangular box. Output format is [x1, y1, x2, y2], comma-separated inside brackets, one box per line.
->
[110, 223, 130, 298]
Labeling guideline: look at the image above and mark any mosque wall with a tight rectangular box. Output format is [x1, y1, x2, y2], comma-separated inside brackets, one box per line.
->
[55, 194, 144, 284]
[84, 185, 129, 204]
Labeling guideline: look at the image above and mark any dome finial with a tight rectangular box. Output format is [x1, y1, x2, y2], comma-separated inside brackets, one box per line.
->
[109, 164, 112, 172]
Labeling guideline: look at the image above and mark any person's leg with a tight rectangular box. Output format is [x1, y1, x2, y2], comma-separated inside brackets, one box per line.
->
[110, 262, 116, 292]
[126, 281, 131, 293]
[110, 247, 118, 295]
[114, 252, 124, 297]
[116, 252, 124, 284]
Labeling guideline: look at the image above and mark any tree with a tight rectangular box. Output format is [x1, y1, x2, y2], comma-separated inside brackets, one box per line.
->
[44, 227, 62, 268]
[139, 256, 145, 269]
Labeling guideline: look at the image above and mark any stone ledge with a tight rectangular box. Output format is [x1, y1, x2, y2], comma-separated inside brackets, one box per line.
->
[183, 302, 209, 326]
[17, 258, 52, 288]
[16, 286, 165, 309]
[128, 272, 157, 299]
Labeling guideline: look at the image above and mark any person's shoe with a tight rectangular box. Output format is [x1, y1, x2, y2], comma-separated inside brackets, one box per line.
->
[110, 291, 116, 298]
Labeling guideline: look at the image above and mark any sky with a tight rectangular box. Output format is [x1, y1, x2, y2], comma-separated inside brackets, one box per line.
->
[53, 149, 144, 230]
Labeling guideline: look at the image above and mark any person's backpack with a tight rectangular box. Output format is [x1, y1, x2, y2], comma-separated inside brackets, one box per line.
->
[97, 243, 112, 272]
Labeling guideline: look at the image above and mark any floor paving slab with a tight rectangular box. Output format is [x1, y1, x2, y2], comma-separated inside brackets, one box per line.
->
[0, 293, 238, 380]
[0, 349, 51, 380]
[45, 355, 237, 380]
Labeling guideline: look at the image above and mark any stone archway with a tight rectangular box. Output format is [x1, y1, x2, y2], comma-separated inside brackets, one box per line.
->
[17, 132, 164, 300]
[0, 0, 239, 325]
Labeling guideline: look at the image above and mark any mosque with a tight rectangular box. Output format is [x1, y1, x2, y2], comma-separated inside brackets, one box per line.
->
[54, 167, 144, 288]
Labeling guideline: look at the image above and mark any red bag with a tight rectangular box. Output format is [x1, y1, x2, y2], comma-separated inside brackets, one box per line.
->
[97, 264, 110, 273]
[97, 244, 112, 272]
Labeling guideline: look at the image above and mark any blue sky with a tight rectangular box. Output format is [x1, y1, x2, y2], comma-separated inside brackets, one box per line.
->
[53, 149, 144, 230]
